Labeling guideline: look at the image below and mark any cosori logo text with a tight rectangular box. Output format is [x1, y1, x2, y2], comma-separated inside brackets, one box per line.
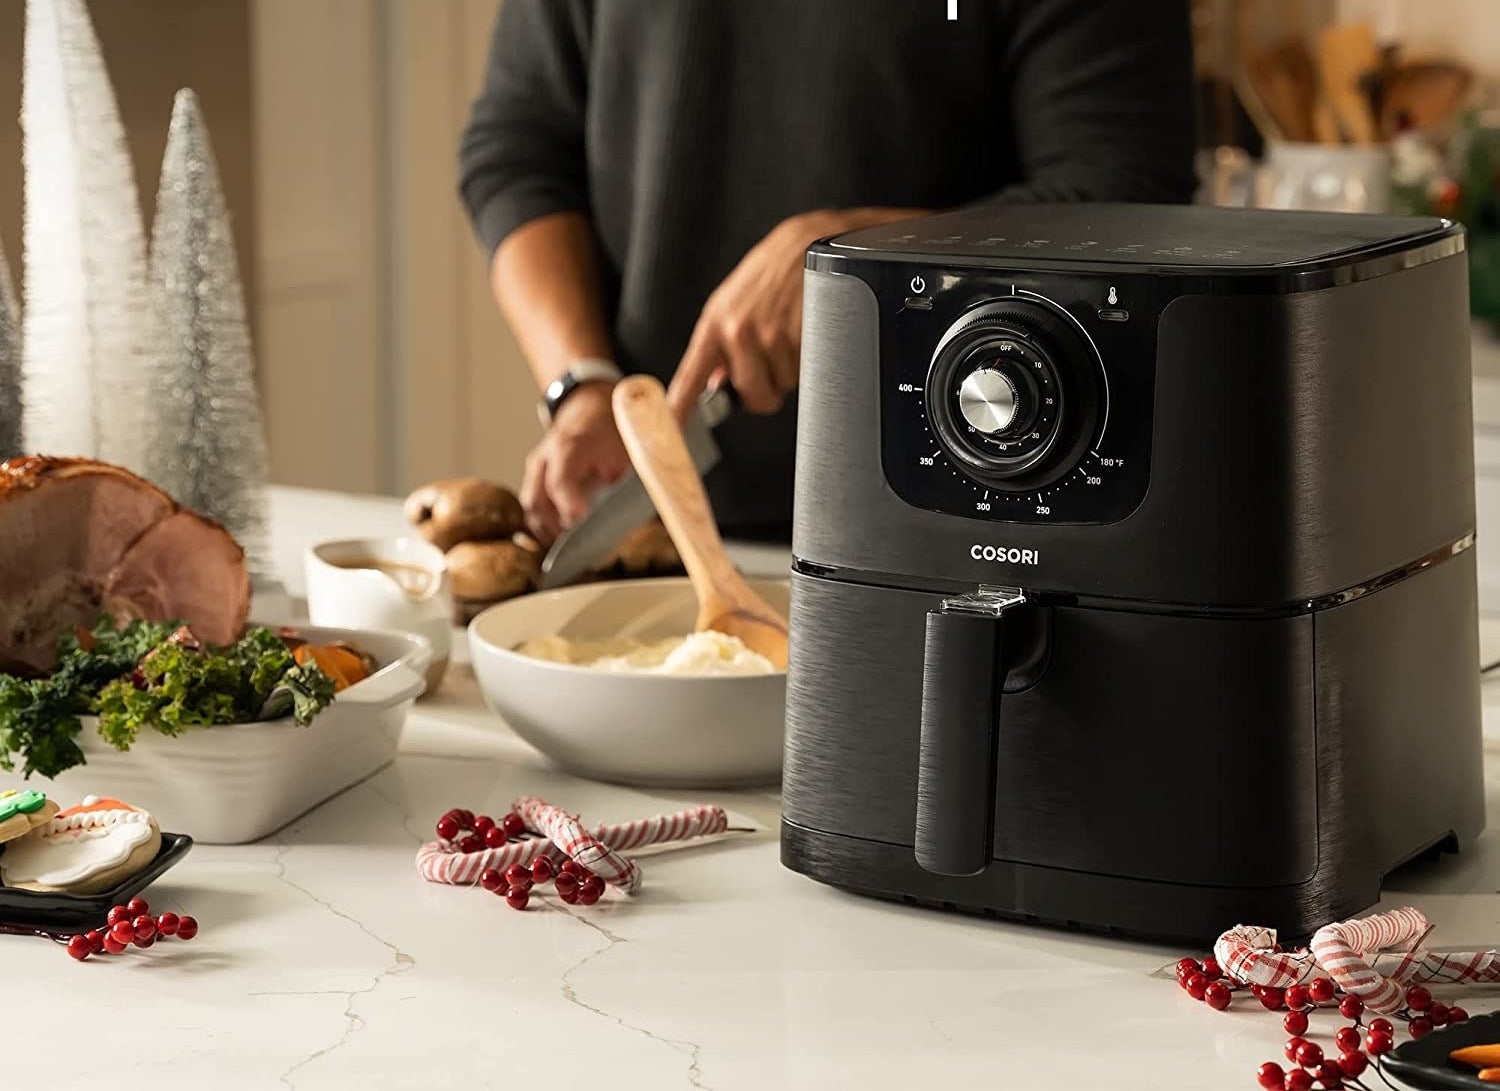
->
[970, 545, 1038, 565]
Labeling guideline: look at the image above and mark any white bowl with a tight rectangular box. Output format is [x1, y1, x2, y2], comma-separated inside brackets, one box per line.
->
[0, 626, 430, 844]
[468, 578, 788, 788]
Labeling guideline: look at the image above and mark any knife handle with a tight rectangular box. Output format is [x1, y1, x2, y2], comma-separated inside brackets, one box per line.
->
[700, 383, 739, 429]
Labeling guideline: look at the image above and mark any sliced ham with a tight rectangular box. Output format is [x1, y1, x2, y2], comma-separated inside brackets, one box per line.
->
[0, 456, 250, 672]
[103, 509, 250, 647]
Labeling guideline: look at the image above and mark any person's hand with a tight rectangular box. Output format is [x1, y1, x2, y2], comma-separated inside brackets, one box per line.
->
[666, 210, 846, 418]
[520, 382, 629, 545]
[667, 208, 921, 418]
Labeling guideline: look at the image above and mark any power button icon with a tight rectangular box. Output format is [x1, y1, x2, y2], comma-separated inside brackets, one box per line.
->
[910, 275, 927, 294]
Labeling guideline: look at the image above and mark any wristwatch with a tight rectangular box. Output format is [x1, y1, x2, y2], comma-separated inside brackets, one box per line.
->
[537, 359, 623, 428]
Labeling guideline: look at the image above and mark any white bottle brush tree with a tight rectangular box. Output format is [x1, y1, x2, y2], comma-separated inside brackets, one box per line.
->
[0, 238, 20, 461]
[145, 88, 270, 580]
[21, 0, 156, 473]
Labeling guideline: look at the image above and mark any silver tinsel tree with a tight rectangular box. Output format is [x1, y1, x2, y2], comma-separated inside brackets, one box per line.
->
[0, 238, 20, 461]
[21, 0, 156, 471]
[145, 88, 270, 578]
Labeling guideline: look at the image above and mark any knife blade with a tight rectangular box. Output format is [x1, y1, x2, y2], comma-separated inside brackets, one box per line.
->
[537, 385, 733, 590]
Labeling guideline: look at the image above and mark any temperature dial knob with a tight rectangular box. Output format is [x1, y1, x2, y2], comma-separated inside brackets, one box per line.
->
[957, 368, 1021, 436]
[926, 297, 1102, 490]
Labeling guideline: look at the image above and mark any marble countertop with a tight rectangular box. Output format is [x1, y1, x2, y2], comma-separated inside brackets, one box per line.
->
[11, 486, 1500, 1089]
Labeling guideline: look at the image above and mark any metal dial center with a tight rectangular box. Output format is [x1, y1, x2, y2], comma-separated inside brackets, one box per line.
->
[958, 367, 1020, 435]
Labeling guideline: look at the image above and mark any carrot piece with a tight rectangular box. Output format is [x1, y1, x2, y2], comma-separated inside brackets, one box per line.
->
[292, 643, 371, 691]
[1452, 1045, 1500, 1068]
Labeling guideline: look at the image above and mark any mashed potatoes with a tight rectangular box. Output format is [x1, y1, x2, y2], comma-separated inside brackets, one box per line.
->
[516, 630, 775, 676]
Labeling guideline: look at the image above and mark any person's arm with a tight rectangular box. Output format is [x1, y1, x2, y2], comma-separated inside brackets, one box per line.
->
[461, 0, 607, 388]
[460, 0, 591, 290]
[490, 212, 611, 393]
[459, 2, 625, 542]
[493, 214, 622, 543]
[990, 0, 1197, 204]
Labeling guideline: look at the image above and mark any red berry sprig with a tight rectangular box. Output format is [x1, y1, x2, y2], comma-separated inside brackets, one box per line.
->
[471, 853, 608, 911]
[435, 805, 616, 911]
[486, 855, 607, 911]
[434, 807, 534, 853]
[58, 897, 198, 961]
[1174, 948, 1477, 1088]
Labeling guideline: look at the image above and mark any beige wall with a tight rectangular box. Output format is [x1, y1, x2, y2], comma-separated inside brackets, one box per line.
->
[252, 0, 536, 497]
[0, 0, 255, 319]
[1337, 0, 1500, 73]
[387, 0, 538, 497]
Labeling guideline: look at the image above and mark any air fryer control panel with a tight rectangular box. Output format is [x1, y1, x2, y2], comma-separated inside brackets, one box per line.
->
[867, 264, 1163, 525]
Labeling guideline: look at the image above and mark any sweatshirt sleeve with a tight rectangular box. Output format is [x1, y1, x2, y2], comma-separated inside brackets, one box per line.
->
[988, 0, 1197, 205]
[459, 0, 592, 258]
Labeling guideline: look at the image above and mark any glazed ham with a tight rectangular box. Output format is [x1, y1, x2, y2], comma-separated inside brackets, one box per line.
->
[0, 457, 250, 672]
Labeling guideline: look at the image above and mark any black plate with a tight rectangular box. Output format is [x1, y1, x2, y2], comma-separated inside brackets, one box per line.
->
[1384, 1011, 1500, 1089]
[0, 832, 193, 934]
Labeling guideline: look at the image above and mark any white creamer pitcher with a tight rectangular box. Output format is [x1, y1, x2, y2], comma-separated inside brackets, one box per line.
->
[304, 537, 453, 693]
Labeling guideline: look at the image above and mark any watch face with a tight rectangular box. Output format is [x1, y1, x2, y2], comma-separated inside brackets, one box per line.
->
[539, 363, 621, 426]
[540, 374, 576, 424]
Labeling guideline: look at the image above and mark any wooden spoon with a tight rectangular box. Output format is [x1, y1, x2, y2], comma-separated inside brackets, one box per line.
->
[1317, 23, 1381, 145]
[612, 376, 789, 670]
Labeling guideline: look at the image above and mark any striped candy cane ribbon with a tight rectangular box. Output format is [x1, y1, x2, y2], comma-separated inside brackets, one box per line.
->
[1312, 908, 1500, 1014]
[592, 804, 728, 851]
[417, 835, 547, 885]
[1215, 907, 1500, 1015]
[514, 796, 642, 893]
[415, 803, 729, 889]
[1309, 907, 1428, 1012]
[1213, 924, 1318, 989]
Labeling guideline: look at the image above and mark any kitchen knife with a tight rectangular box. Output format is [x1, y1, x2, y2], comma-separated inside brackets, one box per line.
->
[537, 384, 735, 590]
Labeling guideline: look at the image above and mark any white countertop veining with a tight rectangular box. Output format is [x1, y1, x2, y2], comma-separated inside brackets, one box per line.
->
[9, 486, 1500, 1090]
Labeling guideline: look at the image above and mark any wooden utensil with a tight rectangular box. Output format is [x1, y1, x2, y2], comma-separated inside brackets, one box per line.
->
[612, 376, 789, 670]
[1245, 40, 1318, 143]
[1317, 23, 1382, 144]
[1380, 60, 1473, 137]
[1311, 95, 1343, 144]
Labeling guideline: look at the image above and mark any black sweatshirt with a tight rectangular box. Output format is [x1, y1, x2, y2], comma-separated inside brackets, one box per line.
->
[460, 0, 1196, 539]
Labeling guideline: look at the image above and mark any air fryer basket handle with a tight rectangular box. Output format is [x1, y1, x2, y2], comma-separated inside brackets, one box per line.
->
[914, 588, 1024, 877]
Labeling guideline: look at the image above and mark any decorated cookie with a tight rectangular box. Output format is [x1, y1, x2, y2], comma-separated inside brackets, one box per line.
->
[0, 795, 162, 895]
[0, 788, 59, 846]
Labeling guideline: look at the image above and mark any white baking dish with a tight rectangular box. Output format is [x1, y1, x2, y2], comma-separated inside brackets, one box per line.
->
[0, 626, 429, 844]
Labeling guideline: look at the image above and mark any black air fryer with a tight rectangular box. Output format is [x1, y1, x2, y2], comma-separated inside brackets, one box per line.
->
[780, 203, 1484, 941]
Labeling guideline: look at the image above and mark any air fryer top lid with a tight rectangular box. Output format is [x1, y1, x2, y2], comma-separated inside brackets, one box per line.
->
[827, 204, 1459, 270]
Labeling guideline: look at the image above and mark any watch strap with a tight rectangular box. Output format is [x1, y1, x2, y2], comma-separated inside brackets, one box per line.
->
[538, 359, 623, 426]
